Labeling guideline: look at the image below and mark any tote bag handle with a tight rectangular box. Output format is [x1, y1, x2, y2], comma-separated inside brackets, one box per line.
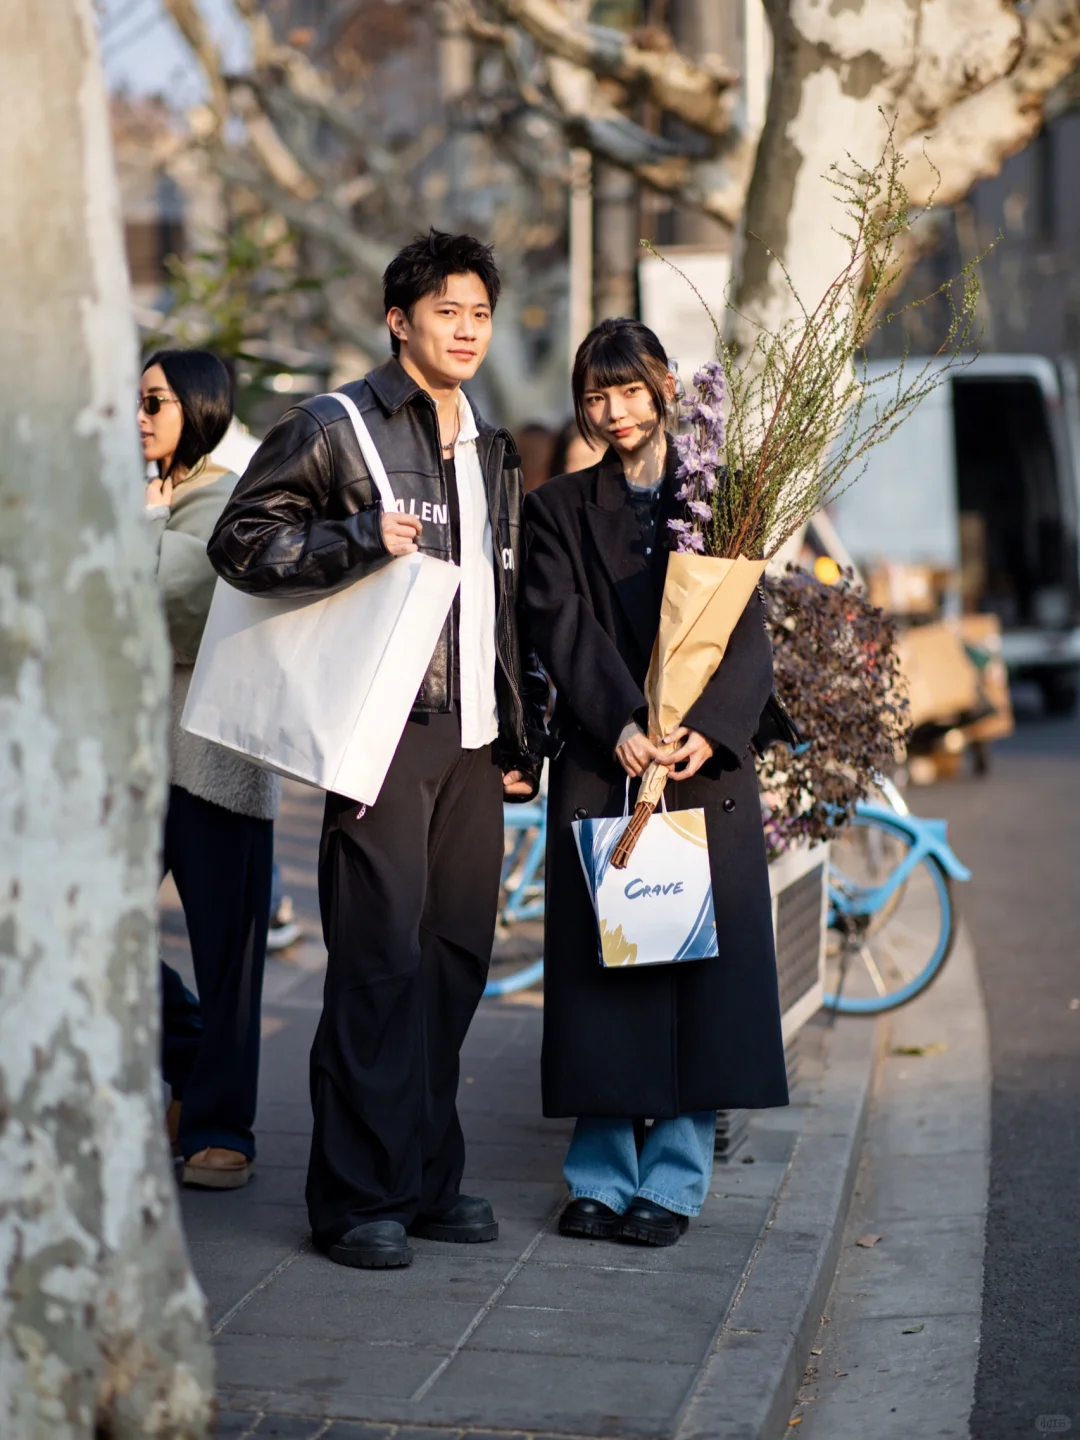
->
[317, 391, 398, 514]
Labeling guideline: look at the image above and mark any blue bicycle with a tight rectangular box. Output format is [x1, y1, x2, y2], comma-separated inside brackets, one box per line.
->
[824, 776, 970, 1014]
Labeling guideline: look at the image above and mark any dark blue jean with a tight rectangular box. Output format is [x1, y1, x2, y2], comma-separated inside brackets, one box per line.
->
[159, 785, 273, 1160]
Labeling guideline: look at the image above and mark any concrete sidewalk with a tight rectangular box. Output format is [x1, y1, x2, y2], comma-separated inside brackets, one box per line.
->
[167, 784, 878, 1439]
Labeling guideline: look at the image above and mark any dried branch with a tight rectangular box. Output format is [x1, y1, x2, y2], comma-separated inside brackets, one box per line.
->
[658, 125, 984, 562]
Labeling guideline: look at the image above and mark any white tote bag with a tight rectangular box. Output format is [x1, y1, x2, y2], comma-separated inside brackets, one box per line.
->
[182, 392, 461, 806]
[573, 788, 718, 968]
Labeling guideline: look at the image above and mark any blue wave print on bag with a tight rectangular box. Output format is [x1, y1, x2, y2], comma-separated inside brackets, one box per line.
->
[573, 807, 717, 968]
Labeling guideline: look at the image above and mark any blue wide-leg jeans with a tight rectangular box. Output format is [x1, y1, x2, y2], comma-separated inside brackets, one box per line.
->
[563, 1113, 717, 1217]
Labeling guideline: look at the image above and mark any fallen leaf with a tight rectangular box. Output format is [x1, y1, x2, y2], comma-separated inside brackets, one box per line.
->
[1070, 998, 1079, 1011]
[856, 1233, 883, 1248]
[892, 1042, 948, 1057]
[902, 1324, 925, 1334]
[834, 1370, 849, 1377]
[788, 1420, 803, 1428]
[811, 1347, 823, 1356]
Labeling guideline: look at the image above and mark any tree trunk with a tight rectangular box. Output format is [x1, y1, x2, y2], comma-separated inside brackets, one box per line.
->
[0, 5, 214, 1437]
[727, 0, 1023, 344]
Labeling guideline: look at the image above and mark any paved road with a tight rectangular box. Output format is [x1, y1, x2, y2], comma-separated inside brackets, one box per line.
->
[927, 700, 1080, 1438]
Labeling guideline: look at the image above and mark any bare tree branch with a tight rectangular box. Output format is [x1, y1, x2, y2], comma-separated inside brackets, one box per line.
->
[212, 148, 392, 283]
[161, 0, 229, 128]
[480, 0, 737, 136]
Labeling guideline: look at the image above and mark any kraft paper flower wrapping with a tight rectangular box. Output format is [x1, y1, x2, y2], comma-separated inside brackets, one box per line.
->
[611, 553, 765, 867]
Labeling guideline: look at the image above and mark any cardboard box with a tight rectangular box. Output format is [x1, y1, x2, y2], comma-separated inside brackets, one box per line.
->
[957, 612, 1015, 744]
[897, 621, 980, 729]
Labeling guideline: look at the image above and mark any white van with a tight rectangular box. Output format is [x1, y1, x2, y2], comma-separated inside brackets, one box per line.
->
[830, 354, 1080, 714]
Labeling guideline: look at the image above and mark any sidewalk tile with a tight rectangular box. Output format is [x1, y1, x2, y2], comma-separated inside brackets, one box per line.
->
[320, 1427, 393, 1440]
[214, 1332, 444, 1403]
[411, 1350, 699, 1436]
[211, 1413, 259, 1437]
[248, 1419, 328, 1437]
[467, 1297, 717, 1363]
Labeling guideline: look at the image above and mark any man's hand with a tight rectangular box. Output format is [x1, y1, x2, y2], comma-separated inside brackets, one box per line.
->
[615, 730, 668, 779]
[664, 726, 715, 781]
[145, 476, 173, 508]
[382, 512, 423, 556]
[503, 769, 534, 798]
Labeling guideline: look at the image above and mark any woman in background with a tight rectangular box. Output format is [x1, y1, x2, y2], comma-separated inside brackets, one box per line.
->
[142, 348, 280, 1189]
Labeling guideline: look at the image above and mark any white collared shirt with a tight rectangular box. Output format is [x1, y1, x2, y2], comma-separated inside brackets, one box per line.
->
[451, 390, 499, 749]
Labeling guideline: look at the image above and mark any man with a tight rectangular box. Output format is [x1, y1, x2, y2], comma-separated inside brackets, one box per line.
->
[208, 230, 543, 1269]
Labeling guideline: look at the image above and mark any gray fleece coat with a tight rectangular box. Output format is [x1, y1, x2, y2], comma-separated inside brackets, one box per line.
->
[147, 467, 281, 822]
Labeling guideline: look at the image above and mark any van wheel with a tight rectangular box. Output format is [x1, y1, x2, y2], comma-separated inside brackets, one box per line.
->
[1039, 673, 1079, 717]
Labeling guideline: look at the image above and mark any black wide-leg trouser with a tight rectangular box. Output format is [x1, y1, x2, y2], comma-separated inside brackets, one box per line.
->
[307, 711, 504, 1249]
[160, 784, 273, 1160]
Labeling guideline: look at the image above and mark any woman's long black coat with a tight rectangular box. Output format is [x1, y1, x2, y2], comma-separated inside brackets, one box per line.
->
[522, 447, 790, 1119]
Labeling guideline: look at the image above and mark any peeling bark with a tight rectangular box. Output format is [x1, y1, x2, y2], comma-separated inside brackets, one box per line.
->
[903, 0, 1080, 210]
[728, 0, 1025, 345]
[484, 0, 738, 134]
[0, 5, 214, 1437]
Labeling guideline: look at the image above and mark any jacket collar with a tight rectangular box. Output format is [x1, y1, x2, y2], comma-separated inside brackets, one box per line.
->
[366, 355, 495, 436]
[365, 356, 424, 415]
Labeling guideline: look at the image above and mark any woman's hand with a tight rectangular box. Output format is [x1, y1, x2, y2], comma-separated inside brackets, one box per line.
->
[502, 769, 534, 799]
[663, 726, 715, 781]
[382, 512, 423, 556]
[145, 476, 174, 508]
[615, 730, 667, 779]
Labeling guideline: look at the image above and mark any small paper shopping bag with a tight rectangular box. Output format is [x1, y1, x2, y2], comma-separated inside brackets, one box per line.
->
[573, 806, 717, 968]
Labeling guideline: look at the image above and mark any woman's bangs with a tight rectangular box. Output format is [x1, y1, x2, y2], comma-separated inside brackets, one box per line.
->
[581, 336, 653, 395]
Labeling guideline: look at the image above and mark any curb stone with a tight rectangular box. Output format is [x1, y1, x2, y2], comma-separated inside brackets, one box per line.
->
[674, 1014, 883, 1440]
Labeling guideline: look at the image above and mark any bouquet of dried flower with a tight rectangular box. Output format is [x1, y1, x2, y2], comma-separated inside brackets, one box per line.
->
[610, 130, 981, 869]
[757, 569, 909, 861]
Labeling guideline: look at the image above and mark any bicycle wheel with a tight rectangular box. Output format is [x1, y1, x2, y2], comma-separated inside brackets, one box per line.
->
[825, 813, 955, 1014]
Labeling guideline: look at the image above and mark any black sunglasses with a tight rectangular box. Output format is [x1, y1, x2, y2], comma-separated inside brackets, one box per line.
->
[139, 393, 180, 416]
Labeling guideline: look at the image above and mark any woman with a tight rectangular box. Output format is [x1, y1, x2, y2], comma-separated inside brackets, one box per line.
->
[522, 318, 791, 1247]
[142, 349, 280, 1190]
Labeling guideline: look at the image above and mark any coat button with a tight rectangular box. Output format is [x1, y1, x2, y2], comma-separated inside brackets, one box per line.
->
[574, 807, 588, 820]
[723, 797, 736, 813]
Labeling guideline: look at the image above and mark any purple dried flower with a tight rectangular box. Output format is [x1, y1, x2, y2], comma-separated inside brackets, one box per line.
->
[666, 517, 705, 553]
[692, 360, 725, 403]
[688, 400, 724, 428]
[687, 499, 713, 522]
[672, 434, 722, 479]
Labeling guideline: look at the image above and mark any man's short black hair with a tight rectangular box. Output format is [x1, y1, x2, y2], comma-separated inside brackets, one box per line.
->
[383, 229, 501, 356]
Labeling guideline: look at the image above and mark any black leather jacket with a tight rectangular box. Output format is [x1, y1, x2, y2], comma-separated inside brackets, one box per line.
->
[207, 358, 545, 788]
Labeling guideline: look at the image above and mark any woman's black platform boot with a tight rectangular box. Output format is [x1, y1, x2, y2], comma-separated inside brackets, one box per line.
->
[618, 1199, 689, 1246]
[559, 1198, 622, 1239]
